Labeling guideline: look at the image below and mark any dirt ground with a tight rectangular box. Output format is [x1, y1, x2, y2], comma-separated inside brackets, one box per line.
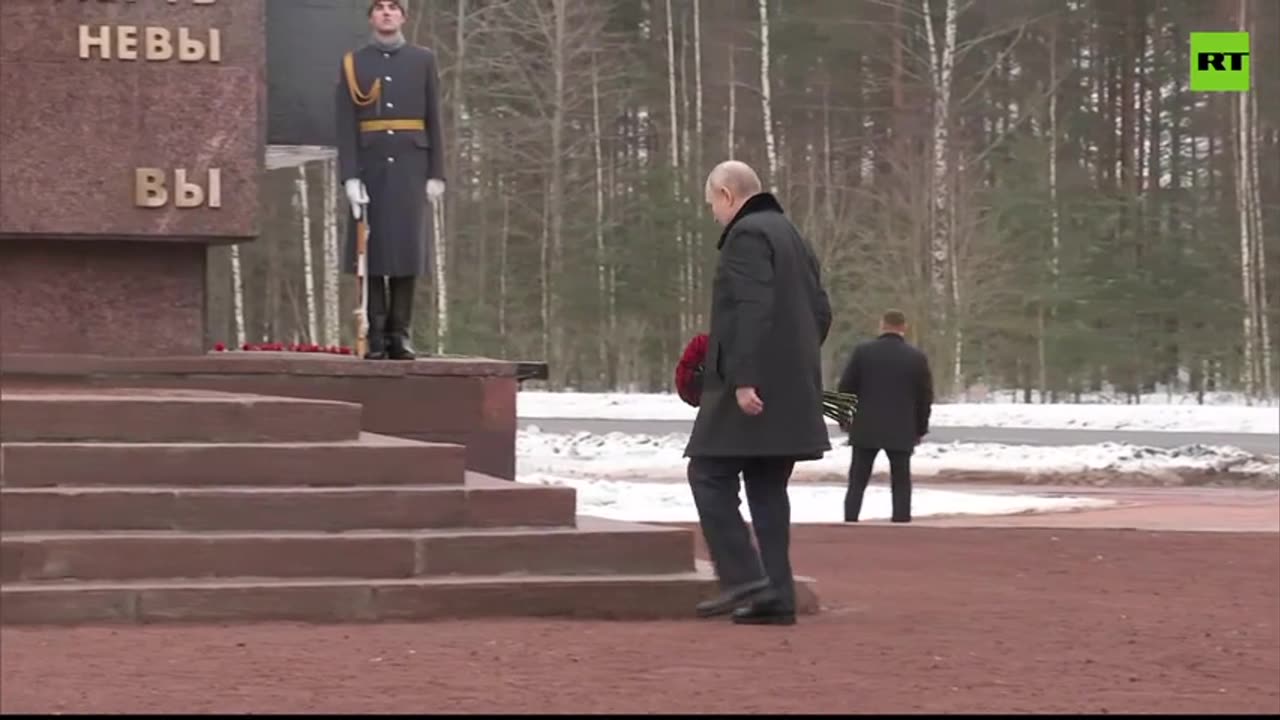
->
[3, 520, 1277, 714]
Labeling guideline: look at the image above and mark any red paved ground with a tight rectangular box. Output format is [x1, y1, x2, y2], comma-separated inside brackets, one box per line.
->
[3, 523, 1277, 714]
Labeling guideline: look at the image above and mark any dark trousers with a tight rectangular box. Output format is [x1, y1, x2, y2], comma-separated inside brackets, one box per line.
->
[845, 447, 912, 522]
[687, 456, 797, 612]
[366, 275, 415, 347]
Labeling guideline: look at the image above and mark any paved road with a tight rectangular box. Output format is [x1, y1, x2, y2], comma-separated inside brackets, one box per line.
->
[518, 417, 1280, 456]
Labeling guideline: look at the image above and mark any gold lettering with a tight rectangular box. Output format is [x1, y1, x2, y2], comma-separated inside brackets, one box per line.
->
[145, 27, 173, 60]
[207, 168, 222, 208]
[174, 169, 204, 207]
[116, 25, 139, 60]
[207, 28, 221, 63]
[79, 25, 221, 63]
[134, 169, 167, 208]
[79, 25, 111, 60]
[177, 27, 206, 62]
[136, 169, 222, 208]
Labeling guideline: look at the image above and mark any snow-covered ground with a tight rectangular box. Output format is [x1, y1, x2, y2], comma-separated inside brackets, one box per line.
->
[515, 390, 1278, 523]
[517, 391, 1280, 435]
[518, 428, 1280, 483]
[519, 472, 1115, 524]
[515, 428, 1277, 523]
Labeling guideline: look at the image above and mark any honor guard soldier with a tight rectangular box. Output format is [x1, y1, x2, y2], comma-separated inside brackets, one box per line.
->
[335, 0, 446, 360]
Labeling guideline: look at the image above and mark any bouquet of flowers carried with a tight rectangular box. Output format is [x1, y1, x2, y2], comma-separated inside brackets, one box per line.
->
[674, 333, 857, 426]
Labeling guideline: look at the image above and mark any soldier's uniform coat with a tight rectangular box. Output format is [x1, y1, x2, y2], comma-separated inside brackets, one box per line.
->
[335, 42, 445, 278]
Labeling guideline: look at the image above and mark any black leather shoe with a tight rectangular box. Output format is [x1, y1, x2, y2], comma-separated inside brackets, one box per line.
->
[386, 334, 416, 361]
[695, 578, 773, 618]
[731, 601, 797, 626]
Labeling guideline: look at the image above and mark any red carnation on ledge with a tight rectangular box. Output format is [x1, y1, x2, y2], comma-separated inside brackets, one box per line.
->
[673, 332, 858, 424]
[212, 342, 354, 356]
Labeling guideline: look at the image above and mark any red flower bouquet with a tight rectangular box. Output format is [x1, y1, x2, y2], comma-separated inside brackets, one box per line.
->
[673, 332, 858, 423]
[675, 333, 710, 407]
[212, 342, 354, 355]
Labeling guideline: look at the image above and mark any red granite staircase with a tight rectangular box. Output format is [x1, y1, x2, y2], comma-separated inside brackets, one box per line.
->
[0, 388, 811, 625]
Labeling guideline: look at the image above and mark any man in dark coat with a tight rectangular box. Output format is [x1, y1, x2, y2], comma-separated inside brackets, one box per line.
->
[335, 0, 446, 360]
[837, 309, 934, 523]
[685, 160, 833, 626]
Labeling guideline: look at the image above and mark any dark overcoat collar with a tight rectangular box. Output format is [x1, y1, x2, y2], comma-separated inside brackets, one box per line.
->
[717, 192, 784, 250]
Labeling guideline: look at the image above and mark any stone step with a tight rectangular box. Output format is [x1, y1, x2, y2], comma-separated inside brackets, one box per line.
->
[0, 562, 821, 625]
[1, 433, 466, 488]
[0, 518, 695, 582]
[0, 388, 363, 443]
[0, 569, 724, 625]
[0, 475, 576, 532]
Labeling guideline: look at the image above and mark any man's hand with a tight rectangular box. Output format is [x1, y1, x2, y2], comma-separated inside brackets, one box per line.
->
[426, 178, 445, 201]
[736, 386, 764, 416]
[344, 178, 369, 220]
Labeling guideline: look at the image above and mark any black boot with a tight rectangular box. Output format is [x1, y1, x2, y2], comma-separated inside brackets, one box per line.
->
[386, 275, 418, 360]
[364, 276, 388, 360]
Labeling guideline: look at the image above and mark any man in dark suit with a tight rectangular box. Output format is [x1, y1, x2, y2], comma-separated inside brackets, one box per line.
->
[684, 161, 833, 626]
[837, 310, 934, 523]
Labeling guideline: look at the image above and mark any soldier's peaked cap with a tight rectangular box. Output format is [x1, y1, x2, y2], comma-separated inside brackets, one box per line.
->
[368, 0, 407, 15]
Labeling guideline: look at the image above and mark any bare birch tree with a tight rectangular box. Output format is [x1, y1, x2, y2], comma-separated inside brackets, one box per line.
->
[664, 0, 688, 338]
[727, 43, 736, 159]
[591, 50, 609, 382]
[923, 0, 960, 390]
[757, 0, 779, 190]
[294, 165, 319, 344]
[321, 156, 341, 346]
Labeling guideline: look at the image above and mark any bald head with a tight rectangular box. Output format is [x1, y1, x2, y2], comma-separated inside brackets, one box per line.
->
[704, 161, 763, 226]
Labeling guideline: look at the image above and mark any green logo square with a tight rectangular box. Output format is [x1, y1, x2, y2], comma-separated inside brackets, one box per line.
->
[1191, 32, 1250, 92]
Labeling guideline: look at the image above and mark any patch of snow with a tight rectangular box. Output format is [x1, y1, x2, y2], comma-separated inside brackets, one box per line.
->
[517, 391, 1280, 435]
[517, 428, 1280, 483]
[518, 473, 1116, 524]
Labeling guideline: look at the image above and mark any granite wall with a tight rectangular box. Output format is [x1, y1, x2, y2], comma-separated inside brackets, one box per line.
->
[0, 0, 265, 356]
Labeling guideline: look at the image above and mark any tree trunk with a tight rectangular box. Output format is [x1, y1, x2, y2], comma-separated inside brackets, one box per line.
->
[499, 175, 509, 357]
[432, 197, 447, 354]
[1042, 18, 1061, 401]
[679, 9, 694, 338]
[321, 156, 341, 347]
[664, 0, 687, 339]
[692, 0, 704, 329]
[727, 43, 736, 158]
[924, 0, 957, 392]
[1232, 2, 1256, 397]
[449, 0, 466, 311]
[757, 0, 778, 189]
[230, 244, 246, 346]
[591, 51, 608, 385]
[540, 178, 551, 370]
[1244, 0, 1271, 395]
[548, 0, 568, 377]
[294, 165, 318, 344]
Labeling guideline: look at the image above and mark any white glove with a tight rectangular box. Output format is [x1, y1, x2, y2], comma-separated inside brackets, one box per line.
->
[426, 178, 445, 202]
[344, 178, 369, 220]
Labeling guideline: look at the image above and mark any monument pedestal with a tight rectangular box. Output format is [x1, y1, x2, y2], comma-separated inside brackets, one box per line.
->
[0, 240, 207, 357]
